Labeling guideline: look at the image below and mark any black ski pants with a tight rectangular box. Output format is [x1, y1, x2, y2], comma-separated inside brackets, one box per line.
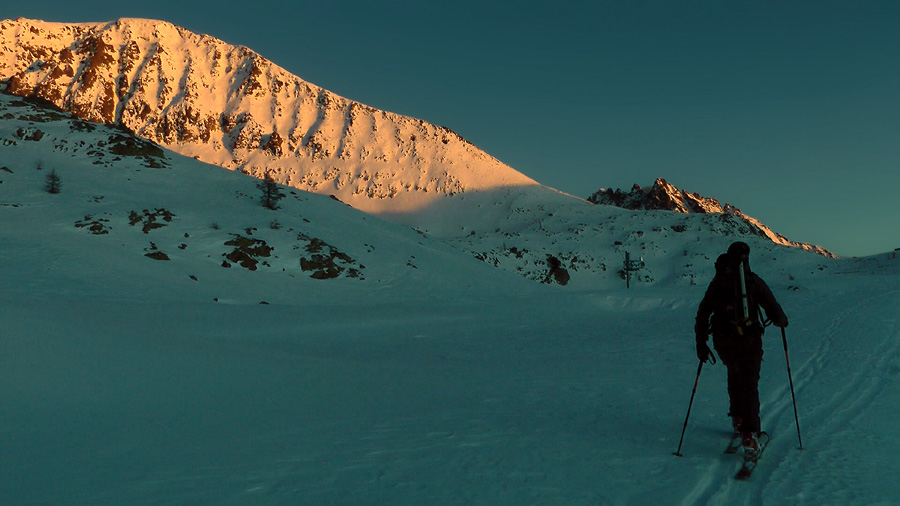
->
[712, 331, 764, 434]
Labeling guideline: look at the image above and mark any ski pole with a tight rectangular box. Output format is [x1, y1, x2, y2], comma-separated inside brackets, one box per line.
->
[781, 327, 803, 450]
[673, 360, 704, 457]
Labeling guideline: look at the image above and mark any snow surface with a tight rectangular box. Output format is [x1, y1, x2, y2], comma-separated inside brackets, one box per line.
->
[2, 94, 900, 505]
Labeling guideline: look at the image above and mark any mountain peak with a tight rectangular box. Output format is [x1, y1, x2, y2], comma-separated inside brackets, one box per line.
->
[0, 17, 538, 215]
[588, 178, 834, 257]
[587, 177, 725, 214]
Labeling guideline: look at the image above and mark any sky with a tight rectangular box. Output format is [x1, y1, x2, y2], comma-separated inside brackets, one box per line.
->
[5, 0, 899, 256]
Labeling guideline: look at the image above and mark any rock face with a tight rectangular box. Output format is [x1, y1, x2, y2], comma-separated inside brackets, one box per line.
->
[588, 178, 727, 214]
[0, 17, 537, 214]
[588, 178, 835, 257]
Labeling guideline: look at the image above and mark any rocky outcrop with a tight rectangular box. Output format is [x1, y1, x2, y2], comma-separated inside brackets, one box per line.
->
[589, 178, 835, 257]
[588, 177, 726, 213]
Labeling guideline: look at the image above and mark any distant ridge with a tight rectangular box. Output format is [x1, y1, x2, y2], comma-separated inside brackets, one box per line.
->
[589, 178, 835, 257]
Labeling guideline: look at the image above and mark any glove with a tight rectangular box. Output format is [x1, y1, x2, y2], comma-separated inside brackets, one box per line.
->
[696, 340, 713, 363]
[773, 315, 789, 328]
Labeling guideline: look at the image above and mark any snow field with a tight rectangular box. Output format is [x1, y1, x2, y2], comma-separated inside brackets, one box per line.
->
[2, 91, 899, 504]
[3, 267, 899, 504]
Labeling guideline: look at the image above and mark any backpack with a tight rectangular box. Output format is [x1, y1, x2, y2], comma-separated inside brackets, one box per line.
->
[712, 252, 762, 336]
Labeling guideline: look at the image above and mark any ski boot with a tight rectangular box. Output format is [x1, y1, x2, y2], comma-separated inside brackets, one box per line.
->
[741, 432, 759, 462]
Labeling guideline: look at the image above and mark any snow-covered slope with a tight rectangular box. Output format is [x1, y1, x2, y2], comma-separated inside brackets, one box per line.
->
[0, 93, 532, 304]
[0, 17, 837, 289]
[0, 17, 538, 216]
[0, 89, 833, 291]
[4, 74, 900, 506]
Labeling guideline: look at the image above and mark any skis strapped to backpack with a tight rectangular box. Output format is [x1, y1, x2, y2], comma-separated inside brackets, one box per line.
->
[732, 254, 769, 335]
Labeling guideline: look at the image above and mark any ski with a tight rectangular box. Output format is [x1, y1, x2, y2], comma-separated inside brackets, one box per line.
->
[724, 432, 742, 454]
[735, 432, 770, 480]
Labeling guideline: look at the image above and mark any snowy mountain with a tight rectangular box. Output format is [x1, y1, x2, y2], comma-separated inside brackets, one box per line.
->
[0, 17, 538, 216]
[589, 178, 835, 258]
[4, 35, 900, 506]
[589, 177, 732, 213]
[0, 90, 822, 297]
[0, 17, 836, 289]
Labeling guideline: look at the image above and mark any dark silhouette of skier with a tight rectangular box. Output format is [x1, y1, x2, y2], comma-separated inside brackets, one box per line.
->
[695, 241, 788, 454]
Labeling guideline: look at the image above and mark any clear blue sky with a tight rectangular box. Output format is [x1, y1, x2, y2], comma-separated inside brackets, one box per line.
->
[6, 1, 899, 256]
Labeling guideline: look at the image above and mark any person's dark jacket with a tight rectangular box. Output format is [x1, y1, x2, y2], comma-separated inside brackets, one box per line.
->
[695, 255, 788, 344]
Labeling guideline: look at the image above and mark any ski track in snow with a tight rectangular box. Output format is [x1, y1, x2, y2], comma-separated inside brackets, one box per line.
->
[2, 89, 899, 503]
[763, 286, 900, 504]
[680, 283, 900, 505]
[3, 269, 899, 504]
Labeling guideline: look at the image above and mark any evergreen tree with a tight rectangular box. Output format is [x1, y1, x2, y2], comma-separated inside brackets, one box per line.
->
[257, 170, 285, 210]
[44, 169, 61, 194]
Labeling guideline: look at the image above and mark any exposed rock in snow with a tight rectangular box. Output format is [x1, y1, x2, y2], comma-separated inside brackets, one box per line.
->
[589, 178, 726, 214]
[589, 178, 835, 258]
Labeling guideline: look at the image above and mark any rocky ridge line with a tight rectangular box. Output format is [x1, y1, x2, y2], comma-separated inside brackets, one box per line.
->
[589, 178, 835, 257]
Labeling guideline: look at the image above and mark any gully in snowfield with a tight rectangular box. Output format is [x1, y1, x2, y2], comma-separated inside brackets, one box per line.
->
[694, 241, 789, 460]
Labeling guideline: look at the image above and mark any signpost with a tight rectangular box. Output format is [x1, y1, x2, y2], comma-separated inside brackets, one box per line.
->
[624, 251, 644, 289]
